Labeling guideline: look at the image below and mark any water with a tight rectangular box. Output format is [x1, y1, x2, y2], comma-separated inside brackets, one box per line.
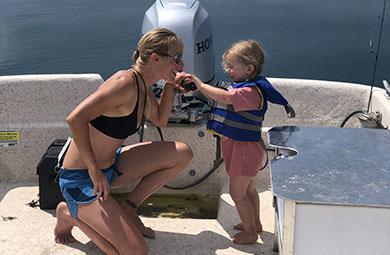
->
[0, 0, 389, 86]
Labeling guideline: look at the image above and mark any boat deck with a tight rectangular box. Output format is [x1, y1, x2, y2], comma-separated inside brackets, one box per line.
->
[0, 176, 276, 255]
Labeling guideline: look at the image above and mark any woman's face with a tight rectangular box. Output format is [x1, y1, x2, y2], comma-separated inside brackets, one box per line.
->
[158, 45, 184, 82]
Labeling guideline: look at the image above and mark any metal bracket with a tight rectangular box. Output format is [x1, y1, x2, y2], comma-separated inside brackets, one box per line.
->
[384, 80, 390, 100]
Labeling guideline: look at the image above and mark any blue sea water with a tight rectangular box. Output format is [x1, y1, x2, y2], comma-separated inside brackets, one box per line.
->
[0, 0, 389, 86]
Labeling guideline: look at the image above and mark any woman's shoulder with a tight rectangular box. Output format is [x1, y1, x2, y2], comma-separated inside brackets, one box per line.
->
[96, 70, 137, 99]
[111, 69, 134, 81]
[103, 70, 136, 88]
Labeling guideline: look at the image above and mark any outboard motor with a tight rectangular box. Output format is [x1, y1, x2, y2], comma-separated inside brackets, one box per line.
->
[142, 0, 214, 124]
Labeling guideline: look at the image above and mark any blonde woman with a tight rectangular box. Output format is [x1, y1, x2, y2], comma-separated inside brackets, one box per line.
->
[54, 28, 193, 255]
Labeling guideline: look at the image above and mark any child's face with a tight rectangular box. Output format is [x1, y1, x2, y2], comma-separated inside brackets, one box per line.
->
[224, 57, 253, 83]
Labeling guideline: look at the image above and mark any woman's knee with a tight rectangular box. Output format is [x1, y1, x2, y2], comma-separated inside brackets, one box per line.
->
[175, 141, 193, 165]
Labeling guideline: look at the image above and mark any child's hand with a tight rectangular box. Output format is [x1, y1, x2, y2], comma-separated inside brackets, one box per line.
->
[174, 72, 193, 93]
[181, 80, 197, 91]
[175, 72, 202, 92]
[187, 74, 203, 88]
[284, 104, 296, 118]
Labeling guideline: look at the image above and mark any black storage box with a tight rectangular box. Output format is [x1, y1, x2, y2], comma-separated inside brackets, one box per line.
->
[36, 139, 66, 209]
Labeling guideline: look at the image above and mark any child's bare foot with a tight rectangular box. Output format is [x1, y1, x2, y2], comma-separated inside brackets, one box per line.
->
[126, 207, 155, 239]
[54, 202, 76, 244]
[233, 222, 263, 233]
[233, 231, 258, 244]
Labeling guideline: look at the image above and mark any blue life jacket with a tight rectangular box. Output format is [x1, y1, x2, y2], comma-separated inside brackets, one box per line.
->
[207, 76, 288, 141]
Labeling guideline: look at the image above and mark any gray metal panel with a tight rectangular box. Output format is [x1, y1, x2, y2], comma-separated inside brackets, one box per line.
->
[268, 126, 390, 207]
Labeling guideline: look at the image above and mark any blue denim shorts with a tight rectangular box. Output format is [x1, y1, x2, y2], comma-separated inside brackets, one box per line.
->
[58, 147, 123, 218]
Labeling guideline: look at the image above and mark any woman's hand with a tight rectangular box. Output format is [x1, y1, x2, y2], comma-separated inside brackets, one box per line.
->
[175, 72, 192, 83]
[89, 167, 109, 201]
[174, 72, 199, 92]
[164, 80, 187, 93]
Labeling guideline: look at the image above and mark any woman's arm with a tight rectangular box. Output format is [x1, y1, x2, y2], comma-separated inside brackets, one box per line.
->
[146, 82, 176, 127]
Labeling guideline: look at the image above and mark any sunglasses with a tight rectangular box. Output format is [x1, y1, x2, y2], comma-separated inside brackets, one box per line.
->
[157, 52, 182, 65]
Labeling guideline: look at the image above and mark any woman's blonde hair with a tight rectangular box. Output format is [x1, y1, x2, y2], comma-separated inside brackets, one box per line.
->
[132, 28, 183, 66]
[222, 39, 265, 80]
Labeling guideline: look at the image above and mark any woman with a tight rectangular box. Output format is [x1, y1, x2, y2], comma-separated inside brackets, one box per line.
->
[54, 28, 193, 255]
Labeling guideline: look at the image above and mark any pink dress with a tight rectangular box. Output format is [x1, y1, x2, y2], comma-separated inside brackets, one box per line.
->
[221, 87, 267, 177]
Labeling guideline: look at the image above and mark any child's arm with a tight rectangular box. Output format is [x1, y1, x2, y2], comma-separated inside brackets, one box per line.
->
[197, 82, 234, 105]
[284, 104, 295, 118]
[260, 78, 295, 118]
[261, 80, 288, 106]
[185, 73, 234, 105]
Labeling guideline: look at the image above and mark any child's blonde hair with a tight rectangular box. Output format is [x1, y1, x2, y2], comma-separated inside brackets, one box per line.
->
[132, 28, 183, 67]
[222, 39, 265, 80]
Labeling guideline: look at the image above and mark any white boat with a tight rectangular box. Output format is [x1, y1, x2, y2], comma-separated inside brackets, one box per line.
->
[1, 1, 389, 254]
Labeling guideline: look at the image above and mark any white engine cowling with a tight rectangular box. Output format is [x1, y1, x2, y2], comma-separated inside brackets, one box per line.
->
[142, 0, 214, 83]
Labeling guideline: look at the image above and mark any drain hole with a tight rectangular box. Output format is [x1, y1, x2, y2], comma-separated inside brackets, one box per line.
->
[112, 193, 219, 219]
[276, 147, 298, 159]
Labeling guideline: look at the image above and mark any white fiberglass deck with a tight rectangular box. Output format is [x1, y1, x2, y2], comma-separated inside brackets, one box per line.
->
[0, 180, 276, 255]
[1, 74, 389, 254]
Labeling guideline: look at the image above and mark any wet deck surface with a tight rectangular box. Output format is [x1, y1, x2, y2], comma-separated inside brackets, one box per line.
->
[269, 126, 390, 207]
[0, 179, 276, 255]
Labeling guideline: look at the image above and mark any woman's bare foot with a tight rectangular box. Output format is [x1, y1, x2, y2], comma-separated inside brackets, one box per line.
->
[233, 222, 263, 233]
[233, 231, 258, 244]
[126, 207, 155, 239]
[54, 202, 76, 244]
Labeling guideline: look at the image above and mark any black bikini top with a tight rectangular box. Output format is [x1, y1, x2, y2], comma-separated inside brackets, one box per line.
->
[90, 70, 147, 139]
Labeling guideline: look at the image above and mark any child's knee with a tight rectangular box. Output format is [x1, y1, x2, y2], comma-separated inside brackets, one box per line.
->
[229, 187, 248, 203]
[230, 193, 249, 206]
[247, 185, 258, 195]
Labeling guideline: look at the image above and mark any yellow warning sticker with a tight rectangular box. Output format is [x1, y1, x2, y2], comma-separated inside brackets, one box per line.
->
[0, 130, 20, 147]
